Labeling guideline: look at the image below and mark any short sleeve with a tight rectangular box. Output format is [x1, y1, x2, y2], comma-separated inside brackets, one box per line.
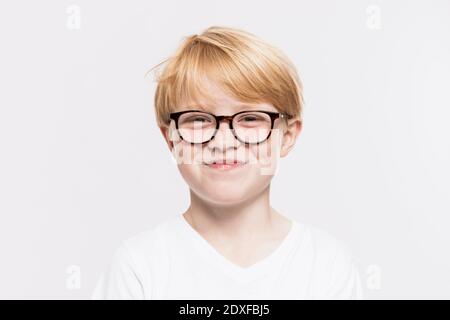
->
[91, 242, 146, 300]
[324, 244, 364, 300]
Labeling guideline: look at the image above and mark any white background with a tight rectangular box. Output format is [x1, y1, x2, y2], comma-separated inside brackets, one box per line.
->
[0, 0, 449, 299]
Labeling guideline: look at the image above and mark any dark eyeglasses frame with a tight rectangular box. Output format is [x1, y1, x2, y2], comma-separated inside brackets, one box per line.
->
[168, 109, 293, 145]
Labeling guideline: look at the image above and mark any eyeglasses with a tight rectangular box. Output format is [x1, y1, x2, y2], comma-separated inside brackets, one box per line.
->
[168, 110, 293, 145]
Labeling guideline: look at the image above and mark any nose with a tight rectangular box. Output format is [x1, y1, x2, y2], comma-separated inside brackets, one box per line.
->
[206, 119, 239, 151]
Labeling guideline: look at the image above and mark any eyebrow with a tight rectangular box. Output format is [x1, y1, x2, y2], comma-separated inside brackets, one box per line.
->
[186, 103, 262, 113]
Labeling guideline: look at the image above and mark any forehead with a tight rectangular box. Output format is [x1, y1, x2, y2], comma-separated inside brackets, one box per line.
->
[183, 102, 276, 114]
[180, 94, 277, 115]
[177, 78, 277, 115]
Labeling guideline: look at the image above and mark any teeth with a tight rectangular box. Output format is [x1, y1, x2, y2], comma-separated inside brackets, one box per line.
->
[208, 160, 240, 165]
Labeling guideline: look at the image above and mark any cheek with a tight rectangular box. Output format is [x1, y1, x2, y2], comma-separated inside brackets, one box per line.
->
[171, 141, 204, 165]
[172, 135, 281, 203]
[178, 162, 273, 204]
[177, 152, 276, 195]
[172, 138, 281, 183]
[249, 136, 281, 176]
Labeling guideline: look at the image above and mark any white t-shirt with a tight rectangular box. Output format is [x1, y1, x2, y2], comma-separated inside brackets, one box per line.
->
[92, 215, 363, 299]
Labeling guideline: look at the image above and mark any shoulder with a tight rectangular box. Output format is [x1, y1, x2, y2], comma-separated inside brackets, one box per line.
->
[295, 221, 363, 299]
[123, 217, 174, 248]
[297, 221, 354, 262]
[119, 216, 180, 260]
[94, 216, 180, 299]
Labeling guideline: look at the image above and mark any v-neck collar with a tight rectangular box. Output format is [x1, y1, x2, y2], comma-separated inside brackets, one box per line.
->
[177, 214, 300, 284]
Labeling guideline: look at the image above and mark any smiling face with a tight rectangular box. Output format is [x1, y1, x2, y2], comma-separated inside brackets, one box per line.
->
[154, 26, 304, 207]
[160, 81, 295, 206]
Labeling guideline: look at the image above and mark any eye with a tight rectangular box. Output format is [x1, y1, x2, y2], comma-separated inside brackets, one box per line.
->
[242, 116, 259, 122]
[237, 114, 266, 122]
[187, 116, 212, 123]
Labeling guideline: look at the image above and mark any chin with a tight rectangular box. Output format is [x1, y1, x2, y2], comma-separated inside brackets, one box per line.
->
[198, 188, 251, 206]
[204, 195, 249, 207]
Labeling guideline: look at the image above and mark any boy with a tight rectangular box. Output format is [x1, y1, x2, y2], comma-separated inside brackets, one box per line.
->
[92, 26, 363, 299]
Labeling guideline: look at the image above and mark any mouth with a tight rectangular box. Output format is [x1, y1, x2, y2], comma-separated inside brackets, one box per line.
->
[203, 160, 248, 171]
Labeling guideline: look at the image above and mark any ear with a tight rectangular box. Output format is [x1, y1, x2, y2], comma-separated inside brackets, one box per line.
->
[280, 118, 302, 158]
[159, 124, 174, 152]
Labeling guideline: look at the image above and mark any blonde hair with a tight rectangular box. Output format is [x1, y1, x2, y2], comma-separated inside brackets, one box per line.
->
[148, 26, 304, 128]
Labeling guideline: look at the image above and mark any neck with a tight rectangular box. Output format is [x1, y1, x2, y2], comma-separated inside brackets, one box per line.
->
[184, 184, 277, 241]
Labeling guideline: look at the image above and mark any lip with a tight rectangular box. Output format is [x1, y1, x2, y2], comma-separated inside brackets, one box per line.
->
[203, 161, 247, 171]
